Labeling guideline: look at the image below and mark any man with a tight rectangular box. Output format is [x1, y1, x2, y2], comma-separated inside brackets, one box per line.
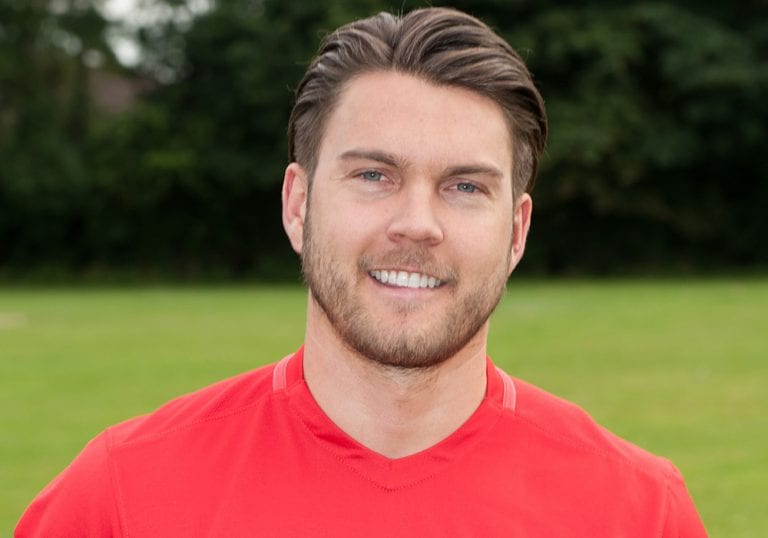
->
[17, 7, 707, 537]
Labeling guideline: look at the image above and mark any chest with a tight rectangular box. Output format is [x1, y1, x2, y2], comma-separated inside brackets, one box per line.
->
[110, 424, 665, 537]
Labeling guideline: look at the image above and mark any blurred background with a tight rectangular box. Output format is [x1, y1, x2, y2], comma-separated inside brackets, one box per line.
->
[1, 0, 766, 281]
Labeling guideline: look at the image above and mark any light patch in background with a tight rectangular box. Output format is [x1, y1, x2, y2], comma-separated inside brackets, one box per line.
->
[0, 313, 28, 329]
[100, 0, 214, 66]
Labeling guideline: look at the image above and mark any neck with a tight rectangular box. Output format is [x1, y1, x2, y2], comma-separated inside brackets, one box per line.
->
[302, 298, 489, 459]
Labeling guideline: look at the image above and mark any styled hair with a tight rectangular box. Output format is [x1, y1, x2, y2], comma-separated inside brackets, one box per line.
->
[288, 7, 547, 196]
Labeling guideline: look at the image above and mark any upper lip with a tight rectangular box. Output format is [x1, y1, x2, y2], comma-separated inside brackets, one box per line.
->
[370, 267, 438, 277]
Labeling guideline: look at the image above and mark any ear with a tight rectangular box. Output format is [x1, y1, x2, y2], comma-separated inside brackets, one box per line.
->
[282, 162, 308, 254]
[507, 193, 532, 276]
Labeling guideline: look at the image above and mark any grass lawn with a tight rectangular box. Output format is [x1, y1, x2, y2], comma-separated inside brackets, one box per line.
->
[1, 279, 766, 535]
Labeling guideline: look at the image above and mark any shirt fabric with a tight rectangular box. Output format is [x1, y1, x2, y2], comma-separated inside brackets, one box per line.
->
[16, 347, 707, 537]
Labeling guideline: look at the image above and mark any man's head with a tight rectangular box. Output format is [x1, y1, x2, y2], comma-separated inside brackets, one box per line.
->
[283, 8, 547, 370]
[288, 7, 547, 199]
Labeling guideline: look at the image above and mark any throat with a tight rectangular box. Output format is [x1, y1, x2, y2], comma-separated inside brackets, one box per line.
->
[302, 329, 488, 458]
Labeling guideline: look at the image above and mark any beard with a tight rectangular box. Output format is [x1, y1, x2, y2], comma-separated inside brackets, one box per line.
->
[301, 214, 510, 370]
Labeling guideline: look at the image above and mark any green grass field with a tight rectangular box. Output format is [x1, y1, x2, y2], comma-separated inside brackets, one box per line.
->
[1, 280, 766, 535]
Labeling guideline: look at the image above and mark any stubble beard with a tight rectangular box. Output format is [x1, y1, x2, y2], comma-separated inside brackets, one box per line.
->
[301, 214, 509, 370]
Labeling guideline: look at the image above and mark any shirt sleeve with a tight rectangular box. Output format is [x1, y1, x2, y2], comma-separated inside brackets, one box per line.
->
[662, 463, 708, 538]
[15, 431, 122, 538]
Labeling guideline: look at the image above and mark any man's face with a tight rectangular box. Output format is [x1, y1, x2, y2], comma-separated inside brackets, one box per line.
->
[284, 71, 531, 369]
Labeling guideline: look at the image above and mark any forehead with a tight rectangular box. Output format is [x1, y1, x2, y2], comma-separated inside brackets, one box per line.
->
[316, 71, 513, 175]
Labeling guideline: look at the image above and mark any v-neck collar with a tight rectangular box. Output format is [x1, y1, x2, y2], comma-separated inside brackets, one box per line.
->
[274, 347, 514, 490]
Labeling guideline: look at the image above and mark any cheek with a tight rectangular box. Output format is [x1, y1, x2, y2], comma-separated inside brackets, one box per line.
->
[454, 219, 514, 271]
[311, 197, 379, 254]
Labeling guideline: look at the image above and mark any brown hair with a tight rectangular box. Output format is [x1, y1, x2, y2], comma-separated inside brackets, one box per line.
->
[288, 7, 547, 196]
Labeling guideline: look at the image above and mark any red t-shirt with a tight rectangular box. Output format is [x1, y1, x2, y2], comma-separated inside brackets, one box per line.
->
[16, 347, 707, 537]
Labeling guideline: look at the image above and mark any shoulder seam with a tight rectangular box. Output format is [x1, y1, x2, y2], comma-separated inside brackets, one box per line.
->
[105, 429, 128, 537]
[659, 472, 674, 538]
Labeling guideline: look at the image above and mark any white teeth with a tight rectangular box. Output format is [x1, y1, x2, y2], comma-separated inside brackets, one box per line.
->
[369, 270, 442, 289]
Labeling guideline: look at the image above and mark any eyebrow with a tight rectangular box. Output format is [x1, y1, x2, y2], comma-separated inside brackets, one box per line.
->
[339, 149, 504, 180]
[444, 164, 504, 180]
[339, 149, 405, 168]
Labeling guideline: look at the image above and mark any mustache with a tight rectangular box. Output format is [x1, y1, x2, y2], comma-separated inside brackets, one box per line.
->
[358, 249, 457, 283]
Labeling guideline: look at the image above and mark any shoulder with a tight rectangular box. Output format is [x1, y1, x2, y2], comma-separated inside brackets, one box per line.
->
[509, 376, 679, 481]
[501, 377, 707, 535]
[478, 369, 708, 536]
[106, 361, 278, 449]
[15, 361, 282, 537]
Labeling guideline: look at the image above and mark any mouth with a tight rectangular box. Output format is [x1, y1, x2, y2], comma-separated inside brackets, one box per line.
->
[369, 270, 443, 289]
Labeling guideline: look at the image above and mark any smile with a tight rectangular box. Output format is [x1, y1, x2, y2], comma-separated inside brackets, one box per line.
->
[369, 270, 442, 289]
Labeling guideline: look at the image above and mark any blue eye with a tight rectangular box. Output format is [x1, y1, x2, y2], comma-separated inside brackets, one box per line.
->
[456, 182, 477, 193]
[361, 171, 383, 181]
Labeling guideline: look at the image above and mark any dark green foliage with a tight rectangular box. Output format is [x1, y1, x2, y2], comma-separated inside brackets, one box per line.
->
[1, 0, 766, 278]
[511, 3, 768, 273]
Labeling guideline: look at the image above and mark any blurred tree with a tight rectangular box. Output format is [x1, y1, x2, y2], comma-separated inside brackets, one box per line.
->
[1, 0, 766, 278]
[85, 0, 324, 275]
[0, 0, 114, 269]
[507, 3, 768, 272]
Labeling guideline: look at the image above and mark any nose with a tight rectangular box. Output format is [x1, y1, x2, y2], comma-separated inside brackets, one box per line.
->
[386, 184, 444, 245]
